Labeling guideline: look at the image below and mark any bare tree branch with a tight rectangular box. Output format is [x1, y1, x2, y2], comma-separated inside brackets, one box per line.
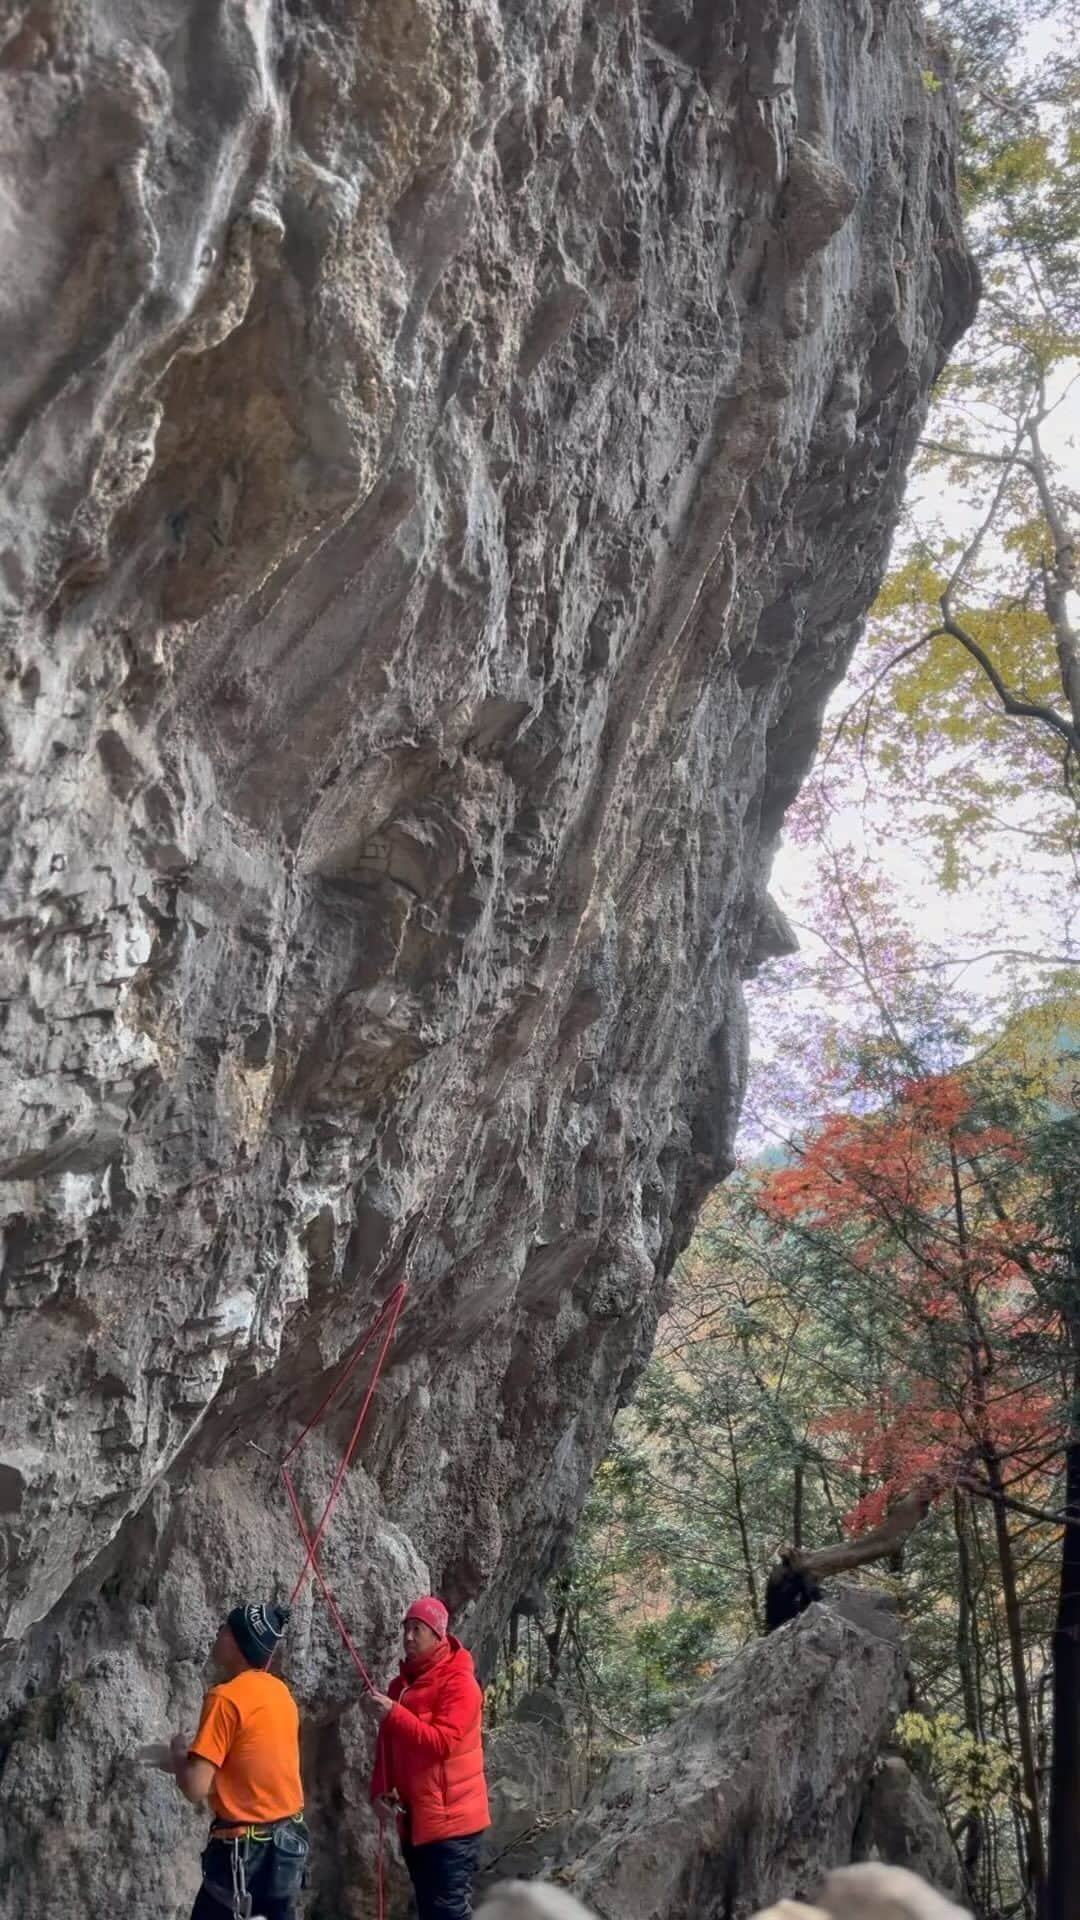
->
[1027, 405, 1080, 736]
[921, 438, 1036, 474]
[778, 1486, 935, 1580]
[931, 617, 1080, 755]
[940, 423, 1027, 610]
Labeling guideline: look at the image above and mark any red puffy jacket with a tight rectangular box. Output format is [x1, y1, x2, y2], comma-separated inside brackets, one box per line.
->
[370, 1637, 490, 1845]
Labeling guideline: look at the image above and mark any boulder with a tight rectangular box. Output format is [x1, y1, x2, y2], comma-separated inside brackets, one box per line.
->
[854, 1757, 963, 1899]
[555, 1600, 908, 1920]
[480, 1691, 580, 1886]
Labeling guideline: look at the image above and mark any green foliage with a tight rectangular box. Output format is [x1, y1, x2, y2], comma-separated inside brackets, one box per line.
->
[826, 2, 1080, 890]
[896, 1711, 1016, 1817]
[544, 1022, 1080, 1914]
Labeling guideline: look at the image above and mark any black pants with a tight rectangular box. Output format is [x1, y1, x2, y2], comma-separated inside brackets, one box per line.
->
[403, 1832, 482, 1920]
[189, 1833, 304, 1920]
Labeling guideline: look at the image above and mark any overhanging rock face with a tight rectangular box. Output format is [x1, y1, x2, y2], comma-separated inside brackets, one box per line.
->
[0, 1, 975, 1912]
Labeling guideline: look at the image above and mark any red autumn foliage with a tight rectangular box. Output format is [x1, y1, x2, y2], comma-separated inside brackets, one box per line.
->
[755, 1068, 1062, 1537]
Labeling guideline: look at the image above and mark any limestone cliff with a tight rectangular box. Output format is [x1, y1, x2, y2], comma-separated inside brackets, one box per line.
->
[0, 0, 975, 1913]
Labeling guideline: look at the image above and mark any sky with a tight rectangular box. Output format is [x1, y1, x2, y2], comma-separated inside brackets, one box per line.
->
[729, 0, 1080, 1151]
[742, 290, 1079, 1145]
[771, 360, 1079, 975]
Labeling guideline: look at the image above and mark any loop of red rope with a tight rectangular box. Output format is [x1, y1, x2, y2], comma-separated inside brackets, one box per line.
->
[278, 1282, 408, 1692]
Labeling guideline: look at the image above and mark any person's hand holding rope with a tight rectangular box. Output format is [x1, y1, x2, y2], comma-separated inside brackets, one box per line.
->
[361, 1689, 395, 1723]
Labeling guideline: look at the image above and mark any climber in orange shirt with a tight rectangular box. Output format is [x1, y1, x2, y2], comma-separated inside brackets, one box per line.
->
[159, 1601, 310, 1920]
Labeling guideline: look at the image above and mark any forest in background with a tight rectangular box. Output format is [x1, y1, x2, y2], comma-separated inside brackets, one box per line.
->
[490, 6, 1080, 1918]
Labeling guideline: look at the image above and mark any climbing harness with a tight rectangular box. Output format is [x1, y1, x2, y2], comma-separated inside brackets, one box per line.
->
[201, 1817, 311, 1919]
[197, 1831, 254, 1918]
[275, 1280, 409, 1919]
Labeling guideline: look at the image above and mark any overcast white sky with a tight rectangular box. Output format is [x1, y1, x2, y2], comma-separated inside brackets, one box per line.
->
[770, 363, 1079, 993]
[747, 84, 1080, 1145]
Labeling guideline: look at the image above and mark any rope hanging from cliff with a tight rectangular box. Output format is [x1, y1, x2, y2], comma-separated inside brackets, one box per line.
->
[277, 1282, 408, 1920]
[279, 1280, 408, 1691]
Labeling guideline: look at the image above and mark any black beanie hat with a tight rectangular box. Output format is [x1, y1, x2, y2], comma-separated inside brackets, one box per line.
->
[227, 1602, 292, 1667]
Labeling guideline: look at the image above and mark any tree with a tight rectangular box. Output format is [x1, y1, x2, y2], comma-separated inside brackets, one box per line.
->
[755, 1065, 1071, 1896]
[834, 2, 1080, 891]
[1031, 1099, 1080, 1920]
[549, 1014, 1078, 1915]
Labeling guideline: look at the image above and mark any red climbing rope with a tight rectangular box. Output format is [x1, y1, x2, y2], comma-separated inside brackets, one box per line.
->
[277, 1280, 408, 1920]
[280, 1280, 408, 1688]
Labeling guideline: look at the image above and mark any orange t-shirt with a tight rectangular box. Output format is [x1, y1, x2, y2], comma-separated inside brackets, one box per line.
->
[190, 1668, 304, 1825]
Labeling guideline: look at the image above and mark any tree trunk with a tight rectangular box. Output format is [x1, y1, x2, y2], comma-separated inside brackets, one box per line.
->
[949, 1133, 1044, 1902]
[544, 1602, 567, 1685]
[764, 1486, 933, 1630]
[507, 1607, 520, 1709]
[970, 1495, 1007, 1915]
[986, 1449, 1047, 1895]
[1046, 1358, 1080, 1920]
[793, 1485, 933, 1577]
[725, 1406, 761, 1631]
[953, 1491, 985, 1900]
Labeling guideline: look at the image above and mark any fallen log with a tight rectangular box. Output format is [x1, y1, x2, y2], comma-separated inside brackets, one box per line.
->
[764, 1489, 934, 1631]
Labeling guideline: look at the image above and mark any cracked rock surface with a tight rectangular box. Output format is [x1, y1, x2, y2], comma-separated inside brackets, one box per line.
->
[0, 0, 975, 1912]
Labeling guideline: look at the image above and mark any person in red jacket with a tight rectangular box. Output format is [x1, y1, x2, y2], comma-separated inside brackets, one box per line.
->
[365, 1595, 490, 1920]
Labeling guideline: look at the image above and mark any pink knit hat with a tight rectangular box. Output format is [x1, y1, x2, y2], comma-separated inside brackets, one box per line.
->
[404, 1595, 449, 1638]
